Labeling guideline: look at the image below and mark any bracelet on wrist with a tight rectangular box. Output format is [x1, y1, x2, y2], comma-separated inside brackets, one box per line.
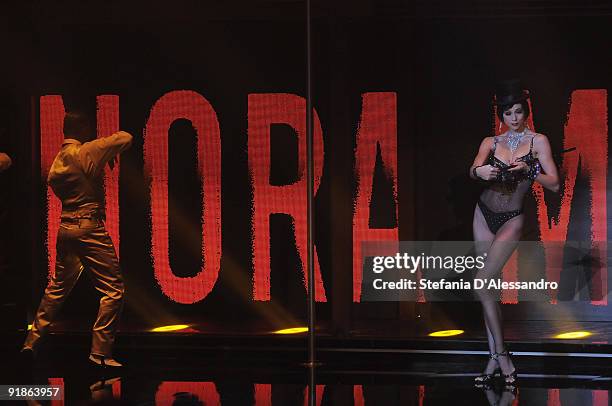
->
[528, 161, 541, 180]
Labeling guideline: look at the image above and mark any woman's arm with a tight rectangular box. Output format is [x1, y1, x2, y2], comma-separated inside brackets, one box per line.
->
[532, 134, 559, 192]
[469, 137, 499, 180]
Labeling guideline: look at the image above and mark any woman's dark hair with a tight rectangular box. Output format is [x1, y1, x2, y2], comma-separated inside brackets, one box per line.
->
[63, 111, 93, 142]
[496, 100, 530, 121]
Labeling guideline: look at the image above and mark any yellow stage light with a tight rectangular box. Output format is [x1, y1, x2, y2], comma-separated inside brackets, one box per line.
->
[274, 327, 308, 334]
[150, 324, 190, 332]
[554, 331, 592, 339]
[27, 324, 32, 331]
[428, 329, 464, 337]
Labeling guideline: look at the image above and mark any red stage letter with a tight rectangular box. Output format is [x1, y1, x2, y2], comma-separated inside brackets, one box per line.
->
[144, 91, 222, 304]
[97, 95, 121, 255]
[40, 96, 65, 280]
[303, 385, 325, 406]
[255, 384, 271, 405]
[49, 377, 64, 406]
[40, 96, 121, 277]
[354, 385, 364, 406]
[248, 93, 326, 302]
[534, 90, 608, 305]
[493, 90, 607, 305]
[155, 382, 220, 406]
[352, 92, 399, 302]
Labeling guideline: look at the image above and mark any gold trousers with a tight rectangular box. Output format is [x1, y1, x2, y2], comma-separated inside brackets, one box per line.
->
[24, 216, 124, 357]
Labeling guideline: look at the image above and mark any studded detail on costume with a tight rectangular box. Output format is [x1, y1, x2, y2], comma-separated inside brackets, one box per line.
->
[477, 199, 522, 234]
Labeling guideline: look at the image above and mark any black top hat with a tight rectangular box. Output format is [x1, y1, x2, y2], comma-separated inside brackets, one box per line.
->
[494, 79, 530, 105]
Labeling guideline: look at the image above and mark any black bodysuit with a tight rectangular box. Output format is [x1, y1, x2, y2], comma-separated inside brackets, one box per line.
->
[477, 135, 539, 234]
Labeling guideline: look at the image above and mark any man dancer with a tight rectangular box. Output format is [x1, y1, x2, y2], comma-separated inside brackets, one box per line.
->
[23, 111, 132, 367]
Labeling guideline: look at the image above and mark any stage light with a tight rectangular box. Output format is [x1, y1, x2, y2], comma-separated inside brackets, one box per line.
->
[150, 324, 191, 332]
[273, 327, 308, 334]
[428, 329, 464, 337]
[554, 331, 592, 339]
[27, 324, 32, 331]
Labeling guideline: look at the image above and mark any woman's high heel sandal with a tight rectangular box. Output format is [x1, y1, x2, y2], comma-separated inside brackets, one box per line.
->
[497, 349, 517, 385]
[474, 353, 501, 385]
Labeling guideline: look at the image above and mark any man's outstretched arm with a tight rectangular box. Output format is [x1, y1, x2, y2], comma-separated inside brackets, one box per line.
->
[80, 131, 133, 176]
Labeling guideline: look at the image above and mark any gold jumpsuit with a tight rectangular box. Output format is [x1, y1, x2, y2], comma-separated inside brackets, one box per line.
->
[24, 132, 132, 357]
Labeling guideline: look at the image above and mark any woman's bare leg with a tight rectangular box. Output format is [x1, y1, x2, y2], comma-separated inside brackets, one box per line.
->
[474, 212, 523, 376]
[473, 205, 497, 375]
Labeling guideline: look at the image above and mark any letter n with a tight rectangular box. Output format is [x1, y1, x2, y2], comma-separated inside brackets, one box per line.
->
[40, 96, 65, 281]
[40, 95, 121, 279]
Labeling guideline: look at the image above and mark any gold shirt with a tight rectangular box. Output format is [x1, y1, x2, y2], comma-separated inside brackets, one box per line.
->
[48, 132, 132, 211]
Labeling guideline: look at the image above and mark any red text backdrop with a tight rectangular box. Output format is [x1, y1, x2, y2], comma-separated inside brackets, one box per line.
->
[144, 90, 222, 304]
[48, 377, 64, 406]
[40, 96, 64, 281]
[535, 90, 608, 305]
[248, 93, 326, 302]
[97, 96, 121, 257]
[352, 92, 399, 302]
[41, 380, 612, 405]
[40, 89, 607, 305]
[156, 382, 220, 406]
[150, 382, 609, 405]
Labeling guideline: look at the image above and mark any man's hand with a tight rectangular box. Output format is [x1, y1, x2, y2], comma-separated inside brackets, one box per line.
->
[0, 152, 12, 172]
[107, 131, 132, 170]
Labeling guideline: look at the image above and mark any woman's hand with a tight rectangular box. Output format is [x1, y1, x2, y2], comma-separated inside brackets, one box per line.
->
[474, 164, 499, 180]
[507, 160, 528, 173]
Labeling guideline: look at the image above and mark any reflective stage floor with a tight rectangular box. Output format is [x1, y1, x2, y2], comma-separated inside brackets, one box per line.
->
[2, 331, 612, 406]
[3, 317, 612, 405]
[2, 359, 611, 405]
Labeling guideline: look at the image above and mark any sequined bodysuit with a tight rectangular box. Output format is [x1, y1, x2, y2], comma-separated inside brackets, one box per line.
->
[477, 135, 538, 234]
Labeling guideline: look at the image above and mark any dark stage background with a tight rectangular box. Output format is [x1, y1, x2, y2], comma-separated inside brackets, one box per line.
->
[0, 1, 611, 338]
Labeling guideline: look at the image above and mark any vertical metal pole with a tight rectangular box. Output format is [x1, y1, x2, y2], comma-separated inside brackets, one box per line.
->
[29, 96, 38, 324]
[306, 1, 317, 405]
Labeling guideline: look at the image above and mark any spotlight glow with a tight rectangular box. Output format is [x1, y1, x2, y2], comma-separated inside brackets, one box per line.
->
[428, 329, 464, 337]
[27, 324, 32, 331]
[554, 331, 592, 339]
[150, 324, 190, 332]
[274, 327, 308, 334]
